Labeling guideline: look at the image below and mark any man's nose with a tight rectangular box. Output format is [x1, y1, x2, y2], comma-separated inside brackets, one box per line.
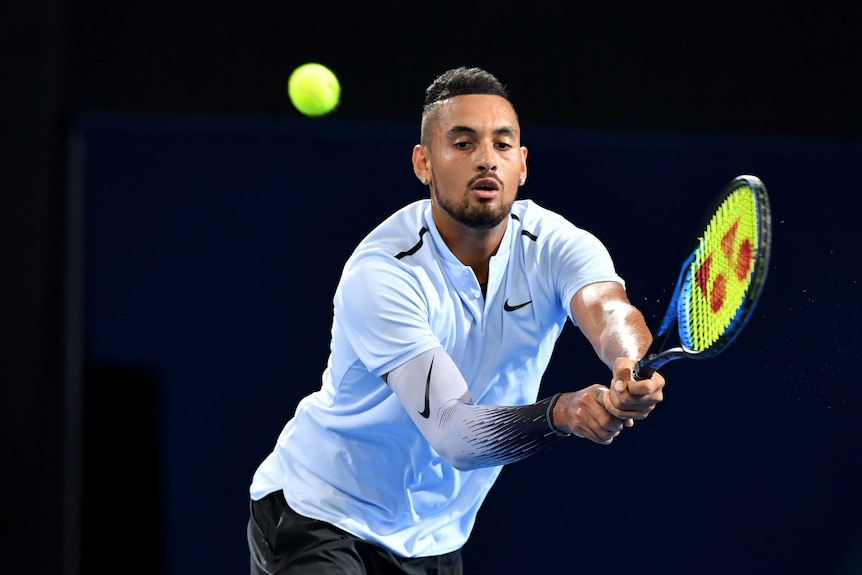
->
[475, 142, 497, 172]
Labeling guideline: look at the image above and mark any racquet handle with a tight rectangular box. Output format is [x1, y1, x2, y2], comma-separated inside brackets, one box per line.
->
[632, 361, 654, 381]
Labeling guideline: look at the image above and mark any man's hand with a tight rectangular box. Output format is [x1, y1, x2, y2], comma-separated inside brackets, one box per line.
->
[553, 358, 665, 446]
[552, 385, 626, 445]
[598, 357, 665, 423]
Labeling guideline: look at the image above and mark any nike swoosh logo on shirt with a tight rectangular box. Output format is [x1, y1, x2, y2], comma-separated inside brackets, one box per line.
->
[503, 298, 532, 312]
[418, 357, 434, 419]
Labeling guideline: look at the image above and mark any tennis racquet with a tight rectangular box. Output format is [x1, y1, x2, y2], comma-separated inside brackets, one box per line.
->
[633, 174, 772, 380]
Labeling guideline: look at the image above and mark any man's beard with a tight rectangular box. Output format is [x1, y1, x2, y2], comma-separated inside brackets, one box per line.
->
[433, 184, 513, 230]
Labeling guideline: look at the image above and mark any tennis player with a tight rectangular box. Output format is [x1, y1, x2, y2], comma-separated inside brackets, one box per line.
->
[248, 66, 665, 574]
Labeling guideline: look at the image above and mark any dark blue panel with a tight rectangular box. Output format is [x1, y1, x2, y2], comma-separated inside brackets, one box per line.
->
[75, 111, 862, 575]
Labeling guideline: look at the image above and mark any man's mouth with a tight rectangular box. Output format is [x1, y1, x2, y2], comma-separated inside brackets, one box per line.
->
[471, 178, 500, 198]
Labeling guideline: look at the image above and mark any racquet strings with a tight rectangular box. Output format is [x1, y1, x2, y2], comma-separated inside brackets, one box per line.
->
[679, 184, 761, 352]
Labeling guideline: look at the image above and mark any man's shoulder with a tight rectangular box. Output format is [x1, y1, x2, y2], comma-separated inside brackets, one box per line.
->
[345, 200, 435, 272]
[355, 200, 430, 248]
[510, 199, 577, 237]
[372, 199, 430, 233]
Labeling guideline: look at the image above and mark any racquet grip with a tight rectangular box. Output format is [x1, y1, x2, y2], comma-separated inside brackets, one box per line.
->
[632, 360, 655, 381]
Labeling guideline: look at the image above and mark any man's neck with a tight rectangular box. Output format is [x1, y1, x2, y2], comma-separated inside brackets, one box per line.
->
[433, 212, 507, 285]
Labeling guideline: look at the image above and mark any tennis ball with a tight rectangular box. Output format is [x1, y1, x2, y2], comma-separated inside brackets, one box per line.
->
[287, 63, 340, 117]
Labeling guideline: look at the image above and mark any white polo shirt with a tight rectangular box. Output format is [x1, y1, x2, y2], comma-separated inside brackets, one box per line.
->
[249, 198, 623, 557]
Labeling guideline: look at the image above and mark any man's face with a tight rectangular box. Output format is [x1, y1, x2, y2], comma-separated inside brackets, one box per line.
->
[420, 94, 528, 230]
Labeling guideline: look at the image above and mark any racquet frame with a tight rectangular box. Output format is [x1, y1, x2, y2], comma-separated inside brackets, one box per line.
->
[633, 175, 772, 380]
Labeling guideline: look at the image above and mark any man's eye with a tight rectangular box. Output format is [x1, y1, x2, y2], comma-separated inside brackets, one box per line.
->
[454, 142, 472, 149]
[496, 143, 512, 150]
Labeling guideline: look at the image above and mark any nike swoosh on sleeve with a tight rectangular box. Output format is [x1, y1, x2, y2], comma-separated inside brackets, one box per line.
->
[503, 299, 532, 312]
[418, 357, 434, 419]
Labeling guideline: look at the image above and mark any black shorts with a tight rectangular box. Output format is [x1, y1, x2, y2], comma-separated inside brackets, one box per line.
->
[247, 490, 463, 575]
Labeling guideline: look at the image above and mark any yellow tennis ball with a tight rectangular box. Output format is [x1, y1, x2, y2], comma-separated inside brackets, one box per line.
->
[287, 63, 340, 117]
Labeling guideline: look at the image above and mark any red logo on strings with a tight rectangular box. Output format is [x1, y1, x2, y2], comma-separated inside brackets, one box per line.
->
[695, 219, 754, 313]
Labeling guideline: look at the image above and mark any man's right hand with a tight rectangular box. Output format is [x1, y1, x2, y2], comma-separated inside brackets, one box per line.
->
[552, 384, 627, 445]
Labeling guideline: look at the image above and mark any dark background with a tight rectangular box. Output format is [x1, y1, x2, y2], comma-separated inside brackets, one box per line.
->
[5, 1, 862, 574]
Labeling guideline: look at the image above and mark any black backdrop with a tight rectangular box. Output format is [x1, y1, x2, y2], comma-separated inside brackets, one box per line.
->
[5, 2, 862, 574]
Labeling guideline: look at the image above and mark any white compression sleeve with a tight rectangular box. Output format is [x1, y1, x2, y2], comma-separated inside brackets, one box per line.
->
[386, 348, 569, 471]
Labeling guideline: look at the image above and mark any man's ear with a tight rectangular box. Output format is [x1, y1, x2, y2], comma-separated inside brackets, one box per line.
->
[412, 144, 431, 185]
[519, 146, 528, 186]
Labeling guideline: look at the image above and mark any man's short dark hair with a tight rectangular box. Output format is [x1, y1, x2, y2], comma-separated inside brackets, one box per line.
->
[420, 67, 512, 145]
[423, 67, 510, 109]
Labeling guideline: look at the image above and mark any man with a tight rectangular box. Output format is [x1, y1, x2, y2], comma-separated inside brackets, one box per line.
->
[248, 66, 665, 574]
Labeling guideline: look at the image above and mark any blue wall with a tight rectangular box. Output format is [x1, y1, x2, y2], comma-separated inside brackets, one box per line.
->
[76, 112, 862, 574]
